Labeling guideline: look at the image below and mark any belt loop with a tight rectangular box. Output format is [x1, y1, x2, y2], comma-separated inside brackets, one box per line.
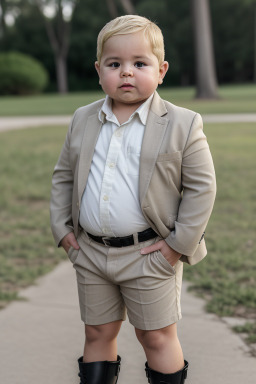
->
[133, 232, 139, 248]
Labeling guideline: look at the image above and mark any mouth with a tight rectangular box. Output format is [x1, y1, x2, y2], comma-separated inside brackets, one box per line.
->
[120, 83, 134, 89]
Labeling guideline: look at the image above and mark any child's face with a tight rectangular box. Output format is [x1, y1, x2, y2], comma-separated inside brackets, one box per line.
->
[95, 31, 168, 110]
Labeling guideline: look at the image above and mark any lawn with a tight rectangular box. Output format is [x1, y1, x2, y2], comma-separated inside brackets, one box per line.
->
[0, 84, 255, 116]
[0, 126, 66, 306]
[183, 123, 256, 342]
[0, 120, 255, 341]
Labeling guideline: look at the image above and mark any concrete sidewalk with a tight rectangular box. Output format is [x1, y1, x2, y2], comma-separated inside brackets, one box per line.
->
[0, 260, 255, 384]
[0, 116, 71, 132]
[1, 113, 256, 133]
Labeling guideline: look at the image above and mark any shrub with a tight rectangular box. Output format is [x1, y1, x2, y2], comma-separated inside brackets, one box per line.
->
[0, 52, 49, 95]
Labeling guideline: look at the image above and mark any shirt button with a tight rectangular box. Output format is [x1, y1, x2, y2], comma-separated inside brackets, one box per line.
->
[115, 131, 121, 137]
[103, 195, 109, 201]
[109, 162, 115, 168]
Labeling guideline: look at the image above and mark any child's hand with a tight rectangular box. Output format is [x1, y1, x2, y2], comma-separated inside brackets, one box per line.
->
[140, 240, 181, 267]
[61, 232, 80, 254]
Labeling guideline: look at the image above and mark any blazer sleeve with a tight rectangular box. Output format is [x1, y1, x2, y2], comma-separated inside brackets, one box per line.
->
[165, 113, 216, 258]
[50, 114, 76, 246]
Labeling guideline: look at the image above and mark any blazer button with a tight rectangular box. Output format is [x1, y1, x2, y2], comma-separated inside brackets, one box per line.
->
[76, 202, 79, 208]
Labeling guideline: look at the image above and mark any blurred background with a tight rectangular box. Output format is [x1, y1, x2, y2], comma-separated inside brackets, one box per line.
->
[0, 0, 255, 95]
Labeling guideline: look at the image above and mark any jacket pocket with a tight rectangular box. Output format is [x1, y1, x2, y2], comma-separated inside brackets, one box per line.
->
[156, 151, 182, 163]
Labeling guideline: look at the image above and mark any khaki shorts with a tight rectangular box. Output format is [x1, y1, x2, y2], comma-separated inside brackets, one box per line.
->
[69, 231, 183, 330]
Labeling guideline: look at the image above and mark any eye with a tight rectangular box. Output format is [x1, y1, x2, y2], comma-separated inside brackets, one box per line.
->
[135, 62, 145, 68]
[109, 62, 120, 68]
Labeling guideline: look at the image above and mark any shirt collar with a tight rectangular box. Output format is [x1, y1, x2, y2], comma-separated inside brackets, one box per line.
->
[98, 94, 154, 126]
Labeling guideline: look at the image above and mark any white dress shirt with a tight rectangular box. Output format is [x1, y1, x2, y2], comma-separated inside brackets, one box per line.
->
[79, 95, 153, 237]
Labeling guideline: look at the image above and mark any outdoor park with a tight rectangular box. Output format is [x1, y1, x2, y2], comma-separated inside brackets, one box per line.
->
[0, 0, 256, 383]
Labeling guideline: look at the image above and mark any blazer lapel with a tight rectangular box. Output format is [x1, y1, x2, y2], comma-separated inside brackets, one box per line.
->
[139, 92, 169, 205]
[77, 113, 102, 203]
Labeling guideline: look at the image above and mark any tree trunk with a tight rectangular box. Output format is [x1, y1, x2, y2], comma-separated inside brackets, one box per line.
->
[192, 0, 219, 99]
[120, 0, 136, 14]
[106, 0, 118, 18]
[107, 0, 136, 17]
[35, 0, 70, 93]
[44, 17, 69, 93]
[55, 54, 68, 94]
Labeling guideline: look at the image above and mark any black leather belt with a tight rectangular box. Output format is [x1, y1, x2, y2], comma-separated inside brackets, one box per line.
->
[87, 228, 158, 247]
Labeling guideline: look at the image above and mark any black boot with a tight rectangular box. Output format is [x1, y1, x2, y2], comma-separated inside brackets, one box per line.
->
[145, 360, 188, 384]
[77, 355, 121, 384]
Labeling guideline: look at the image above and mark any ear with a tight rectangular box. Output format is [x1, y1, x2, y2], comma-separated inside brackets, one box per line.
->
[95, 61, 101, 84]
[158, 61, 169, 85]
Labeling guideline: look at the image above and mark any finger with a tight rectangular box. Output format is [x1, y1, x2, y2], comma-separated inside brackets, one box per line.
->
[61, 239, 69, 253]
[69, 236, 80, 250]
[71, 240, 80, 250]
[140, 241, 162, 255]
[61, 232, 73, 247]
[63, 232, 79, 249]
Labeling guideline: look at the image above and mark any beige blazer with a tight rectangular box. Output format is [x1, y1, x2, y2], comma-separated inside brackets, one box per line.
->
[50, 92, 216, 265]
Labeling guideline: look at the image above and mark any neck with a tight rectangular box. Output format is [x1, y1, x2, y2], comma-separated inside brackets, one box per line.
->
[112, 101, 144, 125]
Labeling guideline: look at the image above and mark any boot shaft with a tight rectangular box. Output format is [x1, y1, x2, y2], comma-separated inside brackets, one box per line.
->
[145, 360, 188, 384]
[78, 355, 121, 384]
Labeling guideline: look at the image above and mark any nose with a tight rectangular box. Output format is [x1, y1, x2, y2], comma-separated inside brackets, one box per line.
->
[121, 66, 133, 77]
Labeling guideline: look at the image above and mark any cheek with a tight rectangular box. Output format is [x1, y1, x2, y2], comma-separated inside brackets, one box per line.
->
[137, 72, 159, 89]
[138, 68, 159, 81]
[101, 71, 117, 84]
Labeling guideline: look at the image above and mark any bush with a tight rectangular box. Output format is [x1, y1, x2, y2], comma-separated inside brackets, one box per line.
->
[0, 52, 48, 95]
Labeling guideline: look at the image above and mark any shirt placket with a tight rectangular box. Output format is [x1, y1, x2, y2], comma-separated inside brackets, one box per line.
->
[99, 124, 125, 236]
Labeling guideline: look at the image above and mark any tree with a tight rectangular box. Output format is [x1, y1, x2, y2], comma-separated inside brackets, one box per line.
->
[119, 0, 135, 14]
[0, 0, 24, 37]
[68, 0, 110, 91]
[1, 0, 254, 92]
[34, 0, 135, 93]
[243, 0, 256, 82]
[34, 0, 79, 93]
[0, 0, 69, 93]
[106, 0, 118, 18]
[106, 0, 135, 18]
[0, 0, 7, 37]
[210, 0, 254, 84]
[191, 0, 219, 98]
[254, 2, 256, 82]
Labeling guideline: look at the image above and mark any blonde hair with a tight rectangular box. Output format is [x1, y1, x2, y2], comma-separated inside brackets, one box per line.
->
[96, 15, 165, 64]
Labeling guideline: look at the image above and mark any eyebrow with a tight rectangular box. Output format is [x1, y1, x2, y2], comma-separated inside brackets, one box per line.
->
[133, 56, 149, 60]
[103, 55, 150, 64]
[103, 57, 120, 64]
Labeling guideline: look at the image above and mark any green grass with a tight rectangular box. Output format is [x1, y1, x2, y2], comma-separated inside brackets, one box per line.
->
[0, 84, 255, 116]
[183, 123, 256, 341]
[0, 126, 67, 307]
[0, 121, 256, 342]
[233, 322, 256, 343]
[160, 84, 256, 114]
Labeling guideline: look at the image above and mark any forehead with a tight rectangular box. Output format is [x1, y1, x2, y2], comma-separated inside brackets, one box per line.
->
[102, 31, 152, 56]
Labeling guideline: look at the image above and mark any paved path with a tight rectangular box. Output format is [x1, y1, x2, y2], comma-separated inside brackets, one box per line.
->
[0, 116, 71, 132]
[1, 113, 256, 133]
[0, 261, 256, 384]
